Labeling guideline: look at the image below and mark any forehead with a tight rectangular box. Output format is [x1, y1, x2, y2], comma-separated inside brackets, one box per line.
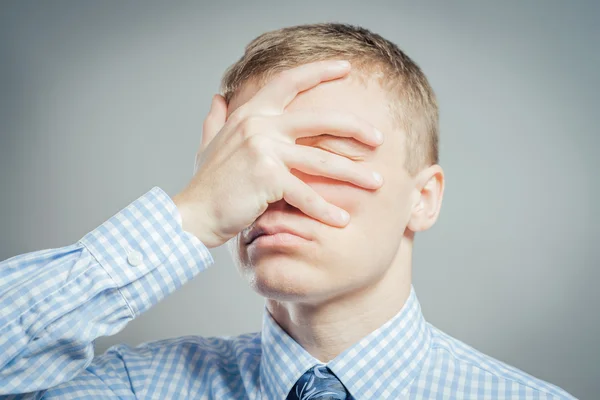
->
[227, 74, 394, 136]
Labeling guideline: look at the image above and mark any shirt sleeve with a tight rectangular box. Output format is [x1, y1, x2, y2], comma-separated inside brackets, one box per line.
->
[0, 187, 215, 397]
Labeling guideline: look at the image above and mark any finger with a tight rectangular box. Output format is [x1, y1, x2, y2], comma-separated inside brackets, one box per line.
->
[282, 174, 350, 227]
[277, 142, 383, 190]
[249, 60, 351, 114]
[273, 109, 384, 147]
[200, 94, 227, 153]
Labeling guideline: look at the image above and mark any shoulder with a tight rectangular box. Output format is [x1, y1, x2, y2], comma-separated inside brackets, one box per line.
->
[40, 333, 263, 398]
[97, 331, 262, 365]
[411, 324, 576, 399]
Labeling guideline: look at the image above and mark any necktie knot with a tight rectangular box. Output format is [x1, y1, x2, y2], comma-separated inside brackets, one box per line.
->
[287, 364, 349, 400]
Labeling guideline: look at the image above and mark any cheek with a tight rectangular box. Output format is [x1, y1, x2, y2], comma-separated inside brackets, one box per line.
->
[290, 167, 411, 239]
[292, 167, 412, 243]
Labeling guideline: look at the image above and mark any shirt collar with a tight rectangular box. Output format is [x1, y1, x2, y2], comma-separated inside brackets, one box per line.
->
[259, 285, 432, 399]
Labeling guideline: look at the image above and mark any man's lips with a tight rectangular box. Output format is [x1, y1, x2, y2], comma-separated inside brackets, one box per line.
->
[245, 224, 311, 245]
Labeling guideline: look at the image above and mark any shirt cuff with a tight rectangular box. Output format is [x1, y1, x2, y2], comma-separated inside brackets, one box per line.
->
[80, 187, 215, 317]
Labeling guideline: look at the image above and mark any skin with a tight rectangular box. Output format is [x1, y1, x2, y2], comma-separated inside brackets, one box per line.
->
[225, 71, 445, 362]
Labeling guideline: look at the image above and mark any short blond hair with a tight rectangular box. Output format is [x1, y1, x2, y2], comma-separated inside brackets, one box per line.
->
[221, 23, 439, 176]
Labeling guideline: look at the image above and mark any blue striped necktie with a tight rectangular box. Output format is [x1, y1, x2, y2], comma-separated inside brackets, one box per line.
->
[286, 365, 349, 400]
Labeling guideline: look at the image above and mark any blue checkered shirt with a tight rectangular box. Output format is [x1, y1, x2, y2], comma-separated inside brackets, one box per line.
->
[0, 188, 575, 399]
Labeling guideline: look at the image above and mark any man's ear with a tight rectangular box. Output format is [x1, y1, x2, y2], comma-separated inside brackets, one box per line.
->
[406, 165, 445, 233]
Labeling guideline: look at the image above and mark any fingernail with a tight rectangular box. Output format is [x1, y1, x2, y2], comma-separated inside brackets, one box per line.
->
[340, 209, 350, 223]
[334, 60, 351, 69]
[373, 171, 383, 184]
[375, 129, 384, 144]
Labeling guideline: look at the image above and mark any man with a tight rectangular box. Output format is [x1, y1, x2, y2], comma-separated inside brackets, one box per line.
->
[0, 23, 574, 399]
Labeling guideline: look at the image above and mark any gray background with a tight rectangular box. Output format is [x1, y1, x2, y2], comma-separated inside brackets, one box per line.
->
[0, 1, 597, 398]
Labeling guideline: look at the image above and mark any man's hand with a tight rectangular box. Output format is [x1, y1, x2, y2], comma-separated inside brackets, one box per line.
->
[173, 60, 385, 248]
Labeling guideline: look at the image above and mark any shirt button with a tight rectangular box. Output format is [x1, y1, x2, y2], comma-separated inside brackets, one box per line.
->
[127, 250, 143, 266]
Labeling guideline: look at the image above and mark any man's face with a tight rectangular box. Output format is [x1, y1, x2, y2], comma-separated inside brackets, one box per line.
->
[226, 73, 418, 304]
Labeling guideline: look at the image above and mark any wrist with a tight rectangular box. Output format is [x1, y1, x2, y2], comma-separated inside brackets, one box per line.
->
[172, 192, 221, 249]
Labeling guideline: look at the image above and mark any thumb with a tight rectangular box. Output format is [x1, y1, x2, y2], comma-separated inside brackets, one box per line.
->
[200, 94, 227, 153]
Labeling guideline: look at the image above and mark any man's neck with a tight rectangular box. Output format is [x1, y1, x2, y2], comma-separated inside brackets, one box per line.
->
[266, 250, 412, 362]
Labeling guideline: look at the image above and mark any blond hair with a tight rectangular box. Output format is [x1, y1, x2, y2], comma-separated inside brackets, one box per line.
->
[221, 23, 439, 176]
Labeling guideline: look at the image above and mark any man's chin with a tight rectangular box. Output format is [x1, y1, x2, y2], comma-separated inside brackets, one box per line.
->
[240, 256, 331, 303]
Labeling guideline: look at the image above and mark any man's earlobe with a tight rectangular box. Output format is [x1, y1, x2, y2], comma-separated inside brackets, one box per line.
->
[407, 197, 428, 233]
[407, 165, 444, 233]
